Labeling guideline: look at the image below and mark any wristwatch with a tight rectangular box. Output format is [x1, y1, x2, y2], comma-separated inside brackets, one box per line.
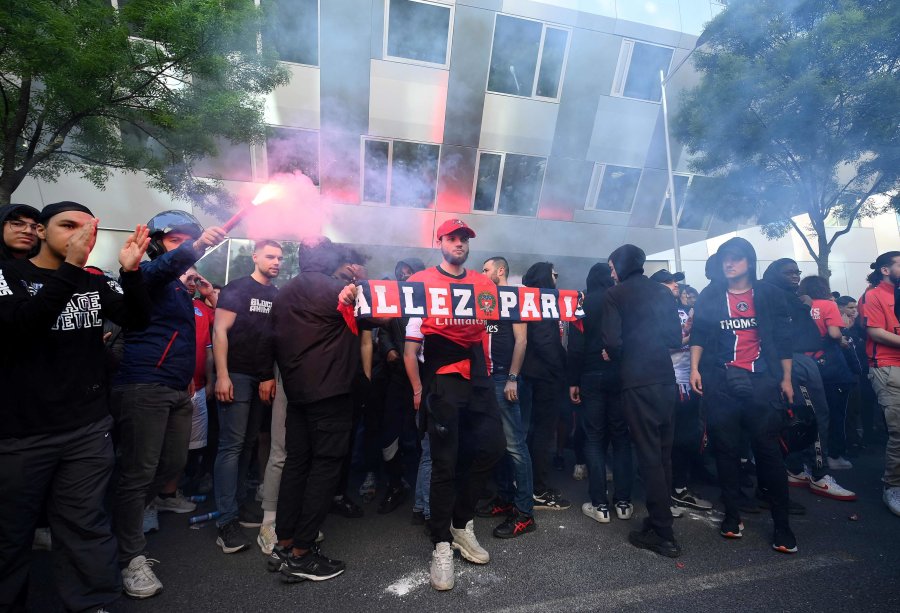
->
[507, 373, 518, 382]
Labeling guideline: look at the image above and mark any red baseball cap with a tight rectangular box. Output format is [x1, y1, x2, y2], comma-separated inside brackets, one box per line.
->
[436, 219, 476, 240]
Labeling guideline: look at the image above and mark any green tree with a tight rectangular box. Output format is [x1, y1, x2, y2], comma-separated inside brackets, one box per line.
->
[0, 0, 290, 210]
[673, 0, 900, 277]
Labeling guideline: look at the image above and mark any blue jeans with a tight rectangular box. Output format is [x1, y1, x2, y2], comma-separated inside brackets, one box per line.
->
[413, 412, 431, 518]
[493, 375, 534, 515]
[214, 372, 263, 526]
[580, 372, 632, 506]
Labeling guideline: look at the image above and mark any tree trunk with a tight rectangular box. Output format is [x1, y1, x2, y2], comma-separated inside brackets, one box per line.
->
[817, 234, 831, 278]
[0, 183, 11, 206]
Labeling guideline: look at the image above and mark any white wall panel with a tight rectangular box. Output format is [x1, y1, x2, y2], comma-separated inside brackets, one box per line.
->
[368, 59, 449, 143]
[265, 64, 321, 129]
[480, 93, 560, 157]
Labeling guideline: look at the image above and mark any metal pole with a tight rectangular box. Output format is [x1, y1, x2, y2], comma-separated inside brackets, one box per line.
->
[224, 238, 232, 286]
[660, 69, 682, 274]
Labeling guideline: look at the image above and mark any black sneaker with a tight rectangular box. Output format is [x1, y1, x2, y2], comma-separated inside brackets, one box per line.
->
[671, 488, 713, 511]
[377, 486, 408, 515]
[533, 490, 571, 510]
[238, 501, 264, 528]
[719, 516, 744, 539]
[493, 511, 536, 539]
[475, 497, 514, 518]
[267, 544, 292, 572]
[216, 519, 250, 554]
[330, 496, 363, 518]
[772, 525, 798, 554]
[280, 548, 346, 582]
[755, 488, 806, 515]
[628, 528, 682, 558]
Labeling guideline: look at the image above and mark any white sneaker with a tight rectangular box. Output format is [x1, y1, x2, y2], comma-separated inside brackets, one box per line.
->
[153, 491, 196, 514]
[257, 522, 277, 555]
[572, 464, 588, 480]
[827, 456, 853, 470]
[787, 467, 812, 488]
[430, 542, 454, 591]
[122, 555, 163, 599]
[670, 506, 685, 518]
[142, 505, 159, 534]
[32, 527, 51, 551]
[614, 500, 634, 520]
[449, 519, 489, 564]
[582, 502, 610, 523]
[809, 475, 857, 501]
[883, 487, 900, 517]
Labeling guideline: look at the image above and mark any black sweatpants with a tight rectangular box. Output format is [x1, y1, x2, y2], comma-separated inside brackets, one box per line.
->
[528, 378, 565, 494]
[381, 375, 415, 488]
[426, 374, 506, 545]
[704, 368, 789, 526]
[276, 394, 353, 549]
[621, 384, 677, 541]
[672, 387, 703, 491]
[0, 416, 120, 612]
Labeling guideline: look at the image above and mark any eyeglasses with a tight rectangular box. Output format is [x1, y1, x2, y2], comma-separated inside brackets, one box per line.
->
[5, 220, 38, 233]
[551, 272, 559, 279]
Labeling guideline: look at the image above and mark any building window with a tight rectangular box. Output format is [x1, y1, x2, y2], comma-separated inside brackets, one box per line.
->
[586, 164, 642, 213]
[261, 0, 319, 66]
[192, 138, 254, 183]
[676, 175, 714, 230]
[657, 174, 692, 226]
[265, 127, 319, 185]
[487, 15, 570, 101]
[611, 40, 674, 102]
[361, 138, 440, 208]
[472, 151, 546, 216]
[385, 0, 453, 67]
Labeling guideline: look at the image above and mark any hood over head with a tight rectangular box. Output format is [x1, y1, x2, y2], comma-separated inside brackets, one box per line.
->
[608, 244, 645, 282]
[394, 257, 425, 281]
[0, 203, 42, 261]
[297, 236, 343, 274]
[716, 237, 758, 281]
[585, 263, 614, 292]
[762, 258, 798, 291]
[522, 261, 555, 289]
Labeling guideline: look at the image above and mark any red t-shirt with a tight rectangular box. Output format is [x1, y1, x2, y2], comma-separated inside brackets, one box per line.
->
[405, 266, 491, 379]
[808, 299, 843, 358]
[865, 281, 900, 367]
[193, 299, 214, 387]
[725, 289, 762, 372]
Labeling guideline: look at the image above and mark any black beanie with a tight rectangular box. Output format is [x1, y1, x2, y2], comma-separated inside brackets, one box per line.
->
[39, 201, 94, 223]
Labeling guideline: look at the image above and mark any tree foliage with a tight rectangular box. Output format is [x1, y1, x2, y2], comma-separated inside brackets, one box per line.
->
[0, 0, 290, 212]
[673, 0, 900, 276]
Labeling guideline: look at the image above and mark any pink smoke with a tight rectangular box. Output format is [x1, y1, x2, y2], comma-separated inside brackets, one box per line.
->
[229, 171, 329, 240]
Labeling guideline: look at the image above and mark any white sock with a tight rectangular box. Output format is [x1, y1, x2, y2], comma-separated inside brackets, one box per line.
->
[263, 511, 276, 524]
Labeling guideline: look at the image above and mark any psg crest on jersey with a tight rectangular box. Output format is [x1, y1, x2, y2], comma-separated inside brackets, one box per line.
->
[736, 301, 749, 312]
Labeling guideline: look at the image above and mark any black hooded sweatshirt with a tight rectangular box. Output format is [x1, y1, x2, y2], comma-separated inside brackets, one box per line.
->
[567, 263, 619, 388]
[0, 204, 41, 261]
[601, 245, 682, 390]
[691, 238, 793, 378]
[521, 262, 566, 382]
[761, 258, 822, 354]
[266, 238, 360, 404]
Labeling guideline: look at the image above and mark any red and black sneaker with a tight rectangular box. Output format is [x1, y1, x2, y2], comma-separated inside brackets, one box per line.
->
[475, 497, 514, 518]
[719, 515, 744, 539]
[493, 511, 536, 539]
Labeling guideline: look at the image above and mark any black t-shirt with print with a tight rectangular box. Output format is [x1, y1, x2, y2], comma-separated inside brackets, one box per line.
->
[217, 275, 278, 376]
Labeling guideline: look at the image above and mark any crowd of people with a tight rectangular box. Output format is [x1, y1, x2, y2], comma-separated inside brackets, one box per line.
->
[0, 202, 897, 611]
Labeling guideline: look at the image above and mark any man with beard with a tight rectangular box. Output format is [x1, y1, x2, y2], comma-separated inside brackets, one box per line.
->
[212, 240, 283, 553]
[862, 251, 900, 516]
[691, 238, 798, 553]
[761, 259, 855, 502]
[602, 245, 683, 557]
[0, 204, 41, 261]
[403, 219, 505, 590]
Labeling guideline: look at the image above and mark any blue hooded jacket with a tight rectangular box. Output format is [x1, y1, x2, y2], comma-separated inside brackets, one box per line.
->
[113, 243, 200, 389]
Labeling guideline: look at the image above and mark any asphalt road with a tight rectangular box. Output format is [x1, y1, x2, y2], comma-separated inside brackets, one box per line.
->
[30, 444, 900, 612]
